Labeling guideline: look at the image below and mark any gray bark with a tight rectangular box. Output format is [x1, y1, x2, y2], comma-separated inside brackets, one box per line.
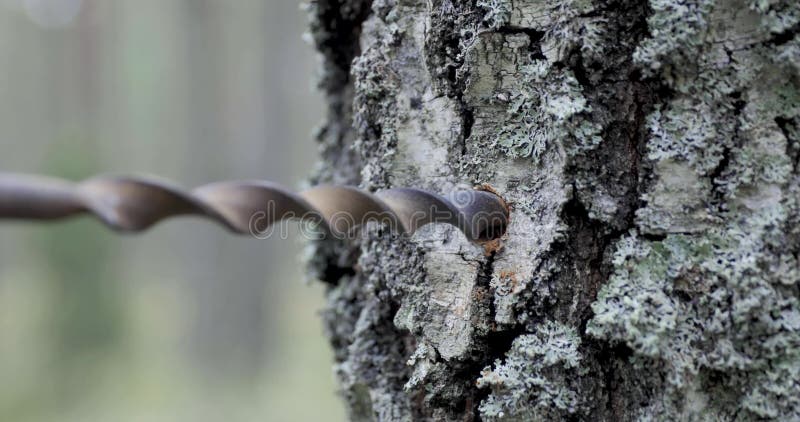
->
[305, 0, 800, 420]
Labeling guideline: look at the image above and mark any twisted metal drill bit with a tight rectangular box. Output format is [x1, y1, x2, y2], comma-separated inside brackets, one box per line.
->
[0, 173, 508, 242]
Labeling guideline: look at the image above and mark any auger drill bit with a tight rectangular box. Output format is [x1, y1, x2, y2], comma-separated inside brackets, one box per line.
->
[0, 173, 508, 242]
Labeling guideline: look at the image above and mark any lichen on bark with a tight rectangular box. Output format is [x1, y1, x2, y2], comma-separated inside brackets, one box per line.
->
[305, 0, 800, 420]
[477, 321, 585, 420]
[588, 0, 800, 419]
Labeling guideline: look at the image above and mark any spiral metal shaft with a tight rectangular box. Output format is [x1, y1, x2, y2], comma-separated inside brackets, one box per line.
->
[0, 173, 508, 242]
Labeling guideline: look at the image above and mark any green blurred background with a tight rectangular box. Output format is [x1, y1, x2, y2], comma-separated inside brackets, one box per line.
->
[0, 0, 346, 420]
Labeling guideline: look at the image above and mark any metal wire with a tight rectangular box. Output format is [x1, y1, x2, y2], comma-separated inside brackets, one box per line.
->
[0, 173, 508, 242]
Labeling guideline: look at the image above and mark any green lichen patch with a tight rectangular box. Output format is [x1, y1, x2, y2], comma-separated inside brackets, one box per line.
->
[477, 321, 585, 421]
[646, 101, 736, 176]
[589, 219, 800, 418]
[494, 61, 602, 162]
[351, 19, 403, 190]
[633, 0, 718, 76]
[477, 0, 512, 30]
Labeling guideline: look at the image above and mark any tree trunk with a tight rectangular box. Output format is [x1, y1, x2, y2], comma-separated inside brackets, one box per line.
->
[305, 0, 800, 420]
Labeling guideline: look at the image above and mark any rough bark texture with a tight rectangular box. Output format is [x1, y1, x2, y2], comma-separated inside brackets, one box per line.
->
[305, 0, 800, 420]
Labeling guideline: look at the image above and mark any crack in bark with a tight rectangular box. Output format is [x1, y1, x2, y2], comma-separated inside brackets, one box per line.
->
[765, 21, 800, 47]
[777, 116, 800, 173]
[709, 91, 745, 214]
[548, 1, 660, 418]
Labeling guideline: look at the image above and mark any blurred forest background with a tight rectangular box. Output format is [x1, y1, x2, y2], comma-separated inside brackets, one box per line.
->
[0, 0, 345, 421]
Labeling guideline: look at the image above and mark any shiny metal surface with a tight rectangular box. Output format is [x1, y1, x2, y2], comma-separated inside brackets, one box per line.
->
[0, 173, 508, 242]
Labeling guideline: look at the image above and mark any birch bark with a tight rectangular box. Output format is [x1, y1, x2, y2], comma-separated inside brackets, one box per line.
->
[307, 0, 800, 420]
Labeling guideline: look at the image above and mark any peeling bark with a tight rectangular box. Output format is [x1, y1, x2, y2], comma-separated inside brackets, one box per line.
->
[306, 0, 800, 420]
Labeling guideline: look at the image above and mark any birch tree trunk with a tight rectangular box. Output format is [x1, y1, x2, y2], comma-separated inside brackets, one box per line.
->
[305, 0, 800, 420]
